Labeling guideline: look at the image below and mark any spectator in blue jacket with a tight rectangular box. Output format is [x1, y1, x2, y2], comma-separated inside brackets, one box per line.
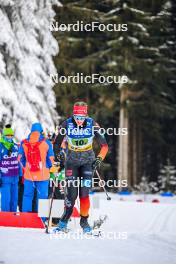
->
[0, 125, 22, 212]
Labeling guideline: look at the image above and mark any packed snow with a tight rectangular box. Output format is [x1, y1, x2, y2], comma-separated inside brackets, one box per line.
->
[0, 193, 176, 264]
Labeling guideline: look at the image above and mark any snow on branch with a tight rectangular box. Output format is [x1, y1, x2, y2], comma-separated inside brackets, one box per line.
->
[0, 0, 60, 139]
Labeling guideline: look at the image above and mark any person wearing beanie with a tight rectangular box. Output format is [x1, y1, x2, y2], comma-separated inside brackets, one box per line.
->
[53, 101, 108, 233]
[18, 122, 54, 213]
[0, 125, 22, 212]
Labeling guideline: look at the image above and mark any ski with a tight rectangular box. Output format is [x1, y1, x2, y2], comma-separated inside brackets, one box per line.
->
[81, 215, 108, 237]
[92, 215, 108, 230]
[46, 215, 108, 236]
[48, 227, 70, 234]
[83, 229, 102, 237]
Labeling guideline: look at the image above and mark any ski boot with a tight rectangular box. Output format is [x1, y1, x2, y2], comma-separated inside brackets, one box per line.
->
[80, 216, 92, 233]
[53, 220, 68, 233]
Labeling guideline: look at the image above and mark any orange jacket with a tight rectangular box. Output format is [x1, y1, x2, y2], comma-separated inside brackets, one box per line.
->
[18, 131, 54, 181]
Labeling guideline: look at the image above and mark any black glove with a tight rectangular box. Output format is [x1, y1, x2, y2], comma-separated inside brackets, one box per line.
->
[0, 178, 2, 187]
[92, 157, 103, 171]
[59, 150, 66, 162]
[56, 150, 66, 169]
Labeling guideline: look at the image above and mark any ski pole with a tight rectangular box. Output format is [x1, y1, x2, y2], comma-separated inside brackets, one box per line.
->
[45, 178, 56, 233]
[95, 170, 111, 201]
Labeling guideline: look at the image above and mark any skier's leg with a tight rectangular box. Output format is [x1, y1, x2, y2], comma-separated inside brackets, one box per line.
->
[79, 163, 92, 216]
[60, 164, 79, 222]
[79, 163, 93, 231]
[51, 186, 64, 225]
[1, 177, 11, 211]
[22, 179, 34, 212]
[10, 177, 18, 212]
[80, 196, 90, 217]
[53, 165, 79, 232]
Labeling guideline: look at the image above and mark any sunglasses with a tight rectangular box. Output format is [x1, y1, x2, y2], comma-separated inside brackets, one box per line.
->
[73, 115, 86, 121]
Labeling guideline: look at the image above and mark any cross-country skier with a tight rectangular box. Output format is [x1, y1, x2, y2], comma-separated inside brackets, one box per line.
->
[53, 101, 108, 233]
[0, 124, 22, 212]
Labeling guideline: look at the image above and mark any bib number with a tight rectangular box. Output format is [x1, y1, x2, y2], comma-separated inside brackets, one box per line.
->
[72, 138, 88, 146]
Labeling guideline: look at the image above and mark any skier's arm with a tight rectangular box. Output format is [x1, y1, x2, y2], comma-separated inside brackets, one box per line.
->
[53, 121, 67, 161]
[60, 137, 67, 149]
[93, 121, 108, 161]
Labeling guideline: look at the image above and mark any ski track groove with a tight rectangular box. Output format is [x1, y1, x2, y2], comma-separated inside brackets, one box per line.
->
[143, 206, 173, 233]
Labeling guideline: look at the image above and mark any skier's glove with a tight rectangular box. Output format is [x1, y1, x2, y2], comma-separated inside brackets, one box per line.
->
[0, 177, 2, 187]
[57, 150, 66, 169]
[92, 157, 103, 171]
[59, 150, 66, 162]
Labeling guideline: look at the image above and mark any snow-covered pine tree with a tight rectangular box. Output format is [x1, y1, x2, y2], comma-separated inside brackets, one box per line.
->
[158, 159, 176, 193]
[0, 0, 61, 139]
[143, 0, 176, 182]
[134, 176, 151, 194]
[134, 176, 159, 194]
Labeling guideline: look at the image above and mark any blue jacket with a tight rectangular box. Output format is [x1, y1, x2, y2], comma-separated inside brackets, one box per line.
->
[0, 142, 22, 178]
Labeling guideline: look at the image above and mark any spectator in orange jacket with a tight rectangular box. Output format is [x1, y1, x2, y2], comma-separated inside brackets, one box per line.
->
[18, 123, 54, 212]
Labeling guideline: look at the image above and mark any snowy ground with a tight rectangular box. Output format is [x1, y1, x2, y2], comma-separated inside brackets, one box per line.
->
[0, 193, 176, 264]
